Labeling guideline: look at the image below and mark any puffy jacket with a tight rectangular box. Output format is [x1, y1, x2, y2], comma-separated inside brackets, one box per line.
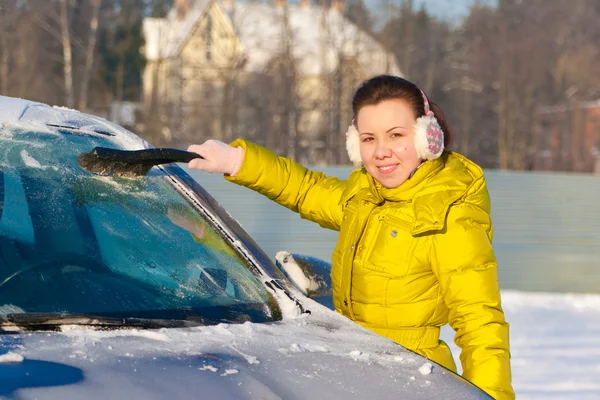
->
[226, 139, 514, 400]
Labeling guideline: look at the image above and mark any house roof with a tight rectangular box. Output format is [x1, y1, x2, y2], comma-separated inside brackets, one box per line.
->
[143, 0, 213, 61]
[142, 0, 402, 77]
[227, 2, 401, 76]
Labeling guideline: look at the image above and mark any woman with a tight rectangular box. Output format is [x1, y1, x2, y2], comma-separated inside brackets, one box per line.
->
[187, 75, 514, 400]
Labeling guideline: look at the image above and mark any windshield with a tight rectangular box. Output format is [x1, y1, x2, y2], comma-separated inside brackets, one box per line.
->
[0, 124, 277, 327]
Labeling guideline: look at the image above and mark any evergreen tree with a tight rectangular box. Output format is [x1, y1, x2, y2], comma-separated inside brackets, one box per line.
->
[98, 20, 146, 102]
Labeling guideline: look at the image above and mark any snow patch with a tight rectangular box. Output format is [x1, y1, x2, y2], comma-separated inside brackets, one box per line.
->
[20, 150, 43, 168]
[304, 344, 329, 353]
[60, 327, 170, 342]
[349, 350, 370, 361]
[228, 345, 260, 365]
[20, 149, 59, 171]
[419, 362, 433, 375]
[199, 365, 219, 372]
[288, 343, 329, 353]
[220, 369, 239, 376]
[0, 352, 24, 363]
[290, 343, 303, 353]
[270, 286, 304, 319]
[88, 176, 159, 200]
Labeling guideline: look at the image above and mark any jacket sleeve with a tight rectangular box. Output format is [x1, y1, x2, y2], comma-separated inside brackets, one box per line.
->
[224, 139, 346, 231]
[431, 177, 514, 400]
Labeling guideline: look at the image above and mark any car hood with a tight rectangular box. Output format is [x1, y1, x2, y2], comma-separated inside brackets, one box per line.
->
[0, 299, 489, 400]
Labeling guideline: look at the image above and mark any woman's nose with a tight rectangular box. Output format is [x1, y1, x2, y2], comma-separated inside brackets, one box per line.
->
[374, 140, 392, 159]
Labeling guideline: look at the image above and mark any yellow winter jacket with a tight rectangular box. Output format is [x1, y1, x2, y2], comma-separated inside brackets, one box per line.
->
[226, 139, 514, 400]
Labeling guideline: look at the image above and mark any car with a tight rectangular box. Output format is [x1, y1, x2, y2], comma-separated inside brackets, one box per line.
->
[0, 95, 491, 399]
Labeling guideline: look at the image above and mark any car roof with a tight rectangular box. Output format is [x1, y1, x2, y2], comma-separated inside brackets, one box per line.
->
[0, 95, 147, 151]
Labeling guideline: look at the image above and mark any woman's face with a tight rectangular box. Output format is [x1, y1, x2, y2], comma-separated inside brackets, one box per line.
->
[356, 99, 422, 189]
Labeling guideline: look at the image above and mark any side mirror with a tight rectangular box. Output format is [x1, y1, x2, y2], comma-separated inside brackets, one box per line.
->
[275, 251, 332, 299]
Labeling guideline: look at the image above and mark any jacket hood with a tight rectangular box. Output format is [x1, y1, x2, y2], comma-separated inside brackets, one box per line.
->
[339, 152, 487, 235]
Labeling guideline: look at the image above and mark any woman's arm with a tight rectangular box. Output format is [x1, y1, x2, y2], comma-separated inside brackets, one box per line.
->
[224, 139, 346, 231]
[431, 177, 515, 400]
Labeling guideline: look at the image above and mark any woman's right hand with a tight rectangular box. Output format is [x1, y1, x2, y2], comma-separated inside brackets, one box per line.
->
[187, 140, 245, 176]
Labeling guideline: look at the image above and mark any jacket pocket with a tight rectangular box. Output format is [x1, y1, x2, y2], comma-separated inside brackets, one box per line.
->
[363, 214, 416, 277]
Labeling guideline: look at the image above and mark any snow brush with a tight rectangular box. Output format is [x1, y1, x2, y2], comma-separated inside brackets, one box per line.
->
[77, 147, 203, 177]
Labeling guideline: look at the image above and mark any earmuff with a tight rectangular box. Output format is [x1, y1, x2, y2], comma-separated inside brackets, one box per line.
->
[345, 90, 444, 167]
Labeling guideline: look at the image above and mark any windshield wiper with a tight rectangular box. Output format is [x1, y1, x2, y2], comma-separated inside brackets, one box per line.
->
[0, 313, 204, 332]
[46, 123, 116, 137]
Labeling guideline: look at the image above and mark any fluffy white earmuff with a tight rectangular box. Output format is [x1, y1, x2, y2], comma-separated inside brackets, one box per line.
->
[345, 124, 362, 166]
[345, 90, 444, 166]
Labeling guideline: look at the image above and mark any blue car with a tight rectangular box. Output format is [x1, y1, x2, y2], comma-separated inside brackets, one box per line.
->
[0, 95, 490, 399]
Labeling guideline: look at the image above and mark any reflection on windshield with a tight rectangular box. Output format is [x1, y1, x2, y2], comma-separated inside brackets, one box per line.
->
[0, 128, 275, 326]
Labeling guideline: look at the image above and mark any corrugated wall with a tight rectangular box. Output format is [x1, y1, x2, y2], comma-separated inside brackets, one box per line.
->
[188, 167, 600, 294]
[486, 170, 600, 293]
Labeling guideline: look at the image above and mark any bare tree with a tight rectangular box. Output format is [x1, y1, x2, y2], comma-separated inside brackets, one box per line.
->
[59, 0, 74, 108]
[78, 0, 101, 111]
[0, 0, 10, 95]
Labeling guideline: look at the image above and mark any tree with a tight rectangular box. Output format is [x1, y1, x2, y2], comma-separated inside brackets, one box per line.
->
[345, 0, 373, 35]
[58, 0, 74, 108]
[98, 12, 146, 104]
[78, 0, 102, 111]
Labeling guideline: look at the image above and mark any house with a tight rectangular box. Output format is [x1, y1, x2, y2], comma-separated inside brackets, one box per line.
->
[532, 100, 600, 174]
[142, 0, 243, 147]
[141, 0, 401, 164]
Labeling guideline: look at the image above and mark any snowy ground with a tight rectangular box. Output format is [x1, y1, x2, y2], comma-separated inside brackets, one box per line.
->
[440, 290, 600, 400]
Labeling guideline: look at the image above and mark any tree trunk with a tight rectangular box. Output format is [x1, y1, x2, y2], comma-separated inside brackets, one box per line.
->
[0, 5, 8, 95]
[115, 61, 124, 124]
[400, 0, 414, 76]
[460, 89, 472, 156]
[497, 2, 509, 169]
[78, 0, 101, 112]
[59, 0, 74, 108]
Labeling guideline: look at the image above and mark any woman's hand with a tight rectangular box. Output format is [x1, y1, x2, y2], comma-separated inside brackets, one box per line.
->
[187, 140, 244, 176]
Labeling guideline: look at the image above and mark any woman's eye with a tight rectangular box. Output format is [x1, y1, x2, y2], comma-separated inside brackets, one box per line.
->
[361, 137, 373, 142]
[391, 133, 403, 138]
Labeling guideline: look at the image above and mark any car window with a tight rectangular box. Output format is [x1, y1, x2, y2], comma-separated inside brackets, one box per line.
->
[0, 126, 277, 325]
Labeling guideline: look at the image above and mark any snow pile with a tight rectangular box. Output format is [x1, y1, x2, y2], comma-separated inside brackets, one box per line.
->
[0, 352, 24, 363]
[419, 362, 433, 375]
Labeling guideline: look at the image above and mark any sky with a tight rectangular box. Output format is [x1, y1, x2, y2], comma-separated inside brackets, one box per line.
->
[367, 0, 498, 26]
[414, 0, 497, 22]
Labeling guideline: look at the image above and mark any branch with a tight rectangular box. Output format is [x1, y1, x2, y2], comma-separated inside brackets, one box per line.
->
[33, 18, 61, 42]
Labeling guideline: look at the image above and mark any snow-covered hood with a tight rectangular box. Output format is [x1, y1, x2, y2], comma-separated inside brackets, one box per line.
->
[0, 299, 488, 399]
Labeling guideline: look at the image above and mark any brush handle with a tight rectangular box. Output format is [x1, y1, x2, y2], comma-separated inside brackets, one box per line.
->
[92, 147, 203, 163]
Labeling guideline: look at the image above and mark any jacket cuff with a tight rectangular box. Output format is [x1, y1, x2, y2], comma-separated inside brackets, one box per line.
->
[228, 146, 245, 177]
[224, 139, 268, 186]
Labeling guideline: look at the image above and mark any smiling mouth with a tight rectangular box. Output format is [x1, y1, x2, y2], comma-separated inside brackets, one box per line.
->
[377, 165, 398, 174]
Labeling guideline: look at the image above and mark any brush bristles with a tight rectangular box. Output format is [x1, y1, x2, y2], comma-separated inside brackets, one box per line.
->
[77, 152, 153, 177]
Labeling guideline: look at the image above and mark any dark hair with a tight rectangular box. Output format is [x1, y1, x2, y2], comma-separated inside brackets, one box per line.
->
[351, 75, 452, 149]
